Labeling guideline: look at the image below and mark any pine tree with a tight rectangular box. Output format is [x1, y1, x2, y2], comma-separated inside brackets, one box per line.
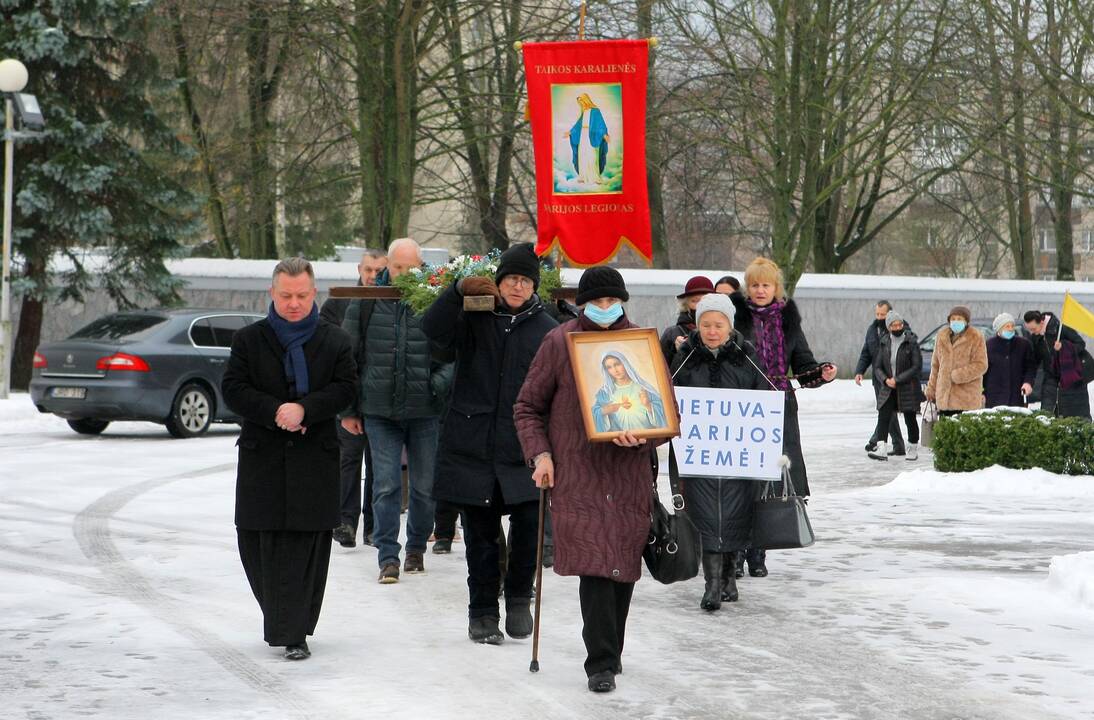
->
[1, 1, 195, 389]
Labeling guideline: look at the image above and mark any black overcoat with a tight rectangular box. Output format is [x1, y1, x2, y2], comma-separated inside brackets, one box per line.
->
[1029, 316, 1091, 418]
[730, 293, 830, 497]
[983, 335, 1037, 408]
[222, 318, 358, 531]
[421, 285, 558, 507]
[670, 331, 769, 553]
[873, 330, 924, 412]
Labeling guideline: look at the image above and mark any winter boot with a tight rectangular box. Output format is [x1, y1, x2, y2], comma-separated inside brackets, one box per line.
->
[541, 544, 555, 568]
[332, 523, 356, 548]
[588, 670, 616, 693]
[732, 551, 745, 578]
[906, 443, 918, 461]
[468, 616, 504, 645]
[720, 554, 739, 602]
[746, 547, 768, 577]
[867, 441, 889, 461]
[700, 553, 723, 611]
[284, 641, 311, 660]
[505, 597, 533, 639]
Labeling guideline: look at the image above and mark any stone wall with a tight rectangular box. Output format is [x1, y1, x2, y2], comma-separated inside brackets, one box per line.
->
[16, 261, 1094, 378]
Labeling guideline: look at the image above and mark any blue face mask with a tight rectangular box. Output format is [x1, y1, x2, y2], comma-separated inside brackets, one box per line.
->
[949, 320, 967, 334]
[1000, 329, 1015, 340]
[584, 302, 624, 326]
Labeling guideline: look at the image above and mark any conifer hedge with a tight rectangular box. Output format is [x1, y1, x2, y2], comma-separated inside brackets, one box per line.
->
[932, 410, 1094, 475]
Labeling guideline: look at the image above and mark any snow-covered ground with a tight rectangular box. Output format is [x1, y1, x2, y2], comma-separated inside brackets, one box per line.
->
[2, 381, 1093, 719]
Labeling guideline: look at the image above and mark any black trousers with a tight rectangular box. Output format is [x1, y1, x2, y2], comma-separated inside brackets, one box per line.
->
[434, 501, 461, 541]
[237, 528, 332, 647]
[869, 383, 905, 450]
[461, 486, 539, 619]
[876, 392, 919, 445]
[579, 576, 635, 677]
[337, 424, 375, 535]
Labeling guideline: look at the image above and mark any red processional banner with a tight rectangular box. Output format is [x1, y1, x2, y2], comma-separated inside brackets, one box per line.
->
[522, 40, 651, 266]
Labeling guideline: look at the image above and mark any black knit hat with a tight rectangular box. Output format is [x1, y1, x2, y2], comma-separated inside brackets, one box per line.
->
[576, 266, 629, 305]
[495, 243, 541, 290]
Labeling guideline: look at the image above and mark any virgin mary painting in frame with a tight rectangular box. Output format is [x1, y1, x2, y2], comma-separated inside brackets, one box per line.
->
[551, 83, 624, 195]
[566, 328, 680, 442]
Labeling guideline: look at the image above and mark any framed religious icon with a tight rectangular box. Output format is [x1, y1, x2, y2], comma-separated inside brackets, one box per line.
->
[566, 328, 680, 442]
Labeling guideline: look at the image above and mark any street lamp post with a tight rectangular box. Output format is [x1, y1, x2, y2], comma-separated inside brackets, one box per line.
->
[0, 58, 42, 399]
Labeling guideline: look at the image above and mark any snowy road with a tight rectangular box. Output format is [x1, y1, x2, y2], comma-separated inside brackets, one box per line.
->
[2, 382, 1093, 719]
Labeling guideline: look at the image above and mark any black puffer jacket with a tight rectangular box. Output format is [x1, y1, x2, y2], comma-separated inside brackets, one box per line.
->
[659, 310, 695, 365]
[342, 269, 453, 421]
[669, 331, 769, 553]
[422, 284, 558, 507]
[873, 330, 923, 412]
[730, 293, 830, 497]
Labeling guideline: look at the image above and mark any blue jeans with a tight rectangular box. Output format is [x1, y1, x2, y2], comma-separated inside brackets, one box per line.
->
[363, 416, 439, 567]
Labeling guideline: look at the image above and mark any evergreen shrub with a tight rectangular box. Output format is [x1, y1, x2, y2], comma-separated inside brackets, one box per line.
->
[932, 410, 1094, 475]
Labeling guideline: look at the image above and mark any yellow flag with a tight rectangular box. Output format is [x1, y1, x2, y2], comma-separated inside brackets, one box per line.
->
[1061, 292, 1094, 337]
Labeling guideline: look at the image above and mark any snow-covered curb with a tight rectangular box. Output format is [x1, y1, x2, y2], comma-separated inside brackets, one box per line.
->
[870, 465, 1094, 497]
[0, 393, 68, 433]
[1048, 552, 1094, 613]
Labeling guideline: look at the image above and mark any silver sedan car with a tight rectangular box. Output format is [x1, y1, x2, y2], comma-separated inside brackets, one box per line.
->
[30, 308, 263, 437]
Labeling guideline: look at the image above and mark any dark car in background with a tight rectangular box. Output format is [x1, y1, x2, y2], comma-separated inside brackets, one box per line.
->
[30, 308, 263, 437]
[918, 317, 1042, 401]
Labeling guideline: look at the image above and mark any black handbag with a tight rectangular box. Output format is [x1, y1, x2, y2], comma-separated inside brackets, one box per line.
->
[642, 448, 700, 584]
[751, 465, 816, 550]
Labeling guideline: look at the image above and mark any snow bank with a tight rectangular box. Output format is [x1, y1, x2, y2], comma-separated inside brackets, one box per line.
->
[0, 393, 68, 434]
[1048, 552, 1094, 613]
[872, 465, 1094, 497]
[795, 379, 878, 414]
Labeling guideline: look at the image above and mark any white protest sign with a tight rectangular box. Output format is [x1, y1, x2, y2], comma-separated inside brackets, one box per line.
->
[670, 386, 786, 480]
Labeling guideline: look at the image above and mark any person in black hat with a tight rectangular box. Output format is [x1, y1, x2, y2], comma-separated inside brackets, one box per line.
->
[421, 243, 559, 645]
[515, 266, 674, 694]
[660, 275, 715, 364]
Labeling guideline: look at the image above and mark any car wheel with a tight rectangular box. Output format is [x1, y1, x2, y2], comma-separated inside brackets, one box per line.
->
[67, 418, 110, 435]
[165, 383, 214, 438]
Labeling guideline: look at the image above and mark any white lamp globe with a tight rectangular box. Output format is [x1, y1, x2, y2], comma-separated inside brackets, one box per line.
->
[0, 58, 29, 93]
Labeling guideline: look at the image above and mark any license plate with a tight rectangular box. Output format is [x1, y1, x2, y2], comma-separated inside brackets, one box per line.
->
[51, 387, 87, 399]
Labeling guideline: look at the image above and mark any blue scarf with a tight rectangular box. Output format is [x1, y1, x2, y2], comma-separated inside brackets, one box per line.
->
[266, 302, 319, 397]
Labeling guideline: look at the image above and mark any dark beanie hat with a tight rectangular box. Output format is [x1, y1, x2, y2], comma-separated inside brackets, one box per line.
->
[948, 305, 971, 323]
[576, 266, 629, 305]
[495, 243, 541, 290]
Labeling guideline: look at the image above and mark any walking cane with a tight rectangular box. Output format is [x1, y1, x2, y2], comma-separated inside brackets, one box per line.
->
[529, 486, 549, 672]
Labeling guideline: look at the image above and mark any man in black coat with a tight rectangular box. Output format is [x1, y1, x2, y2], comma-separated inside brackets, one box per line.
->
[222, 258, 357, 661]
[319, 248, 386, 548]
[421, 243, 558, 645]
[854, 300, 906, 455]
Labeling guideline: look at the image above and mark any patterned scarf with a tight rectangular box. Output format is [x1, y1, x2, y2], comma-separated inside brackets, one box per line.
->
[747, 299, 790, 390]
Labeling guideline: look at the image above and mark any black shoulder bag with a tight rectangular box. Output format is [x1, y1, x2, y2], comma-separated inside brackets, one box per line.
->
[642, 446, 700, 584]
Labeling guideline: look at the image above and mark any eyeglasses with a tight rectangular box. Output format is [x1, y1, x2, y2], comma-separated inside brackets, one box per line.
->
[501, 276, 534, 288]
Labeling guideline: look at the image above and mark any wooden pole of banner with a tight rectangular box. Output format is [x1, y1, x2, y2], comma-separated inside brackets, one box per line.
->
[579, 1, 587, 40]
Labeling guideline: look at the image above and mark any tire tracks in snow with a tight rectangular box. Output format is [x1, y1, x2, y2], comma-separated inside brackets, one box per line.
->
[73, 462, 328, 719]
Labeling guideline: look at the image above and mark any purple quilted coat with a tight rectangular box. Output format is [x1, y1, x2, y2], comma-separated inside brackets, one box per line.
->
[514, 313, 675, 583]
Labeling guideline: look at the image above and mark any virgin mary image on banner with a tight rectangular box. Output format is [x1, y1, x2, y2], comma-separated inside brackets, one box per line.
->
[593, 350, 667, 432]
[552, 84, 624, 194]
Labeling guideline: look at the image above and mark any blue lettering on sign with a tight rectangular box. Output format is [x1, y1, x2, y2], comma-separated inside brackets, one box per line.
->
[708, 426, 719, 441]
[688, 425, 702, 440]
[751, 427, 766, 443]
[772, 428, 782, 444]
[716, 449, 733, 466]
[737, 402, 751, 416]
[700, 449, 711, 465]
[685, 445, 695, 464]
[751, 404, 765, 418]
[739, 449, 750, 467]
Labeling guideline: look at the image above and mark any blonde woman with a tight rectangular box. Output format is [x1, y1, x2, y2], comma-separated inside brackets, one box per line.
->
[730, 258, 836, 577]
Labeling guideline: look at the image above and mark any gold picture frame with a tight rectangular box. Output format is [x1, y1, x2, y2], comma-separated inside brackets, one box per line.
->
[566, 328, 680, 442]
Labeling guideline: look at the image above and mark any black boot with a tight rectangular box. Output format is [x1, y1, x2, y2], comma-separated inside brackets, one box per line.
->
[732, 551, 745, 578]
[700, 553, 723, 611]
[720, 553, 739, 602]
[505, 597, 533, 639]
[468, 616, 504, 645]
[746, 547, 768, 577]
